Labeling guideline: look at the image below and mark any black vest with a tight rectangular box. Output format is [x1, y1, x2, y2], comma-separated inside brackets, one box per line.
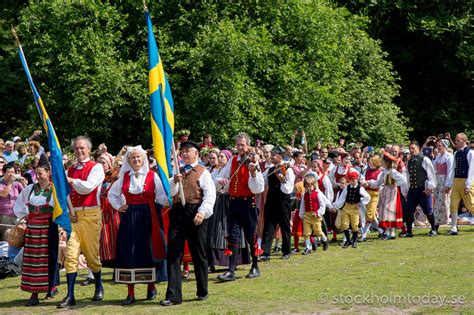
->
[267, 166, 286, 196]
[346, 185, 361, 204]
[455, 146, 470, 179]
[407, 153, 427, 189]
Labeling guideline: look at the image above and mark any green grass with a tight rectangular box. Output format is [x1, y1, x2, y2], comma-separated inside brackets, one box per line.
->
[0, 226, 473, 314]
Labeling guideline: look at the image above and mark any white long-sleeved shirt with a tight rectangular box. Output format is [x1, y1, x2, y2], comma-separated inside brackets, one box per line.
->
[406, 155, 437, 190]
[445, 146, 474, 188]
[69, 158, 105, 206]
[333, 184, 371, 209]
[169, 161, 216, 219]
[13, 184, 54, 218]
[368, 168, 408, 196]
[433, 151, 454, 178]
[215, 155, 264, 194]
[108, 171, 170, 210]
[262, 164, 295, 194]
[329, 165, 360, 189]
[299, 190, 327, 219]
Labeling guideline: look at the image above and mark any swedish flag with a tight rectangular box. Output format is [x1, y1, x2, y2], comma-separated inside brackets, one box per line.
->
[145, 8, 174, 202]
[16, 39, 72, 238]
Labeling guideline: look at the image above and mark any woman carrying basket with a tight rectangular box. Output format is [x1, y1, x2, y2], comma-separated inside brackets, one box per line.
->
[13, 164, 59, 306]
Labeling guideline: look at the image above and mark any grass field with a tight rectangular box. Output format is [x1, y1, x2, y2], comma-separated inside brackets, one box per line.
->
[0, 226, 473, 314]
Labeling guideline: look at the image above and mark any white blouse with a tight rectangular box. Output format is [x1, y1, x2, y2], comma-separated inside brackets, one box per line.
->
[13, 184, 54, 218]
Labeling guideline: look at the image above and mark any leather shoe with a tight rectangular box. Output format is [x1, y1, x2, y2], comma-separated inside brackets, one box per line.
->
[81, 277, 95, 286]
[122, 296, 136, 306]
[197, 295, 208, 301]
[448, 230, 458, 235]
[160, 299, 181, 306]
[92, 288, 104, 301]
[45, 287, 59, 299]
[57, 296, 76, 308]
[258, 255, 270, 262]
[399, 232, 413, 238]
[181, 270, 190, 279]
[26, 297, 39, 307]
[216, 271, 236, 282]
[322, 240, 329, 251]
[245, 267, 260, 279]
[146, 289, 157, 300]
[281, 254, 291, 260]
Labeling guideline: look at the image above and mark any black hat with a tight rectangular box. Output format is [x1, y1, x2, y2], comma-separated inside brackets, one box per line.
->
[271, 146, 285, 155]
[180, 140, 200, 152]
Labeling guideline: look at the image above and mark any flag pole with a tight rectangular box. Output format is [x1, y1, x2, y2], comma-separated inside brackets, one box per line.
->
[171, 139, 186, 206]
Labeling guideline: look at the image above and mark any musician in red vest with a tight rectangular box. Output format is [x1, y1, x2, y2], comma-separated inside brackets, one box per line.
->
[58, 136, 105, 308]
[216, 133, 264, 282]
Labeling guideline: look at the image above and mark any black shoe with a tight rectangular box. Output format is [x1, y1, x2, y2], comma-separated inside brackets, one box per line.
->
[26, 297, 39, 307]
[322, 240, 329, 251]
[272, 246, 281, 253]
[389, 235, 396, 240]
[57, 296, 76, 308]
[302, 248, 312, 255]
[122, 296, 136, 306]
[45, 287, 59, 299]
[209, 265, 216, 273]
[378, 233, 385, 240]
[146, 289, 157, 300]
[399, 232, 413, 238]
[352, 242, 357, 248]
[342, 241, 352, 248]
[311, 242, 317, 251]
[427, 230, 437, 237]
[448, 229, 458, 235]
[81, 277, 95, 286]
[258, 255, 270, 262]
[92, 288, 104, 301]
[216, 271, 236, 282]
[291, 248, 300, 254]
[245, 267, 260, 279]
[197, 295, 209, 301]
[160, 299, 181, 306]
[281, 253, 291, 260]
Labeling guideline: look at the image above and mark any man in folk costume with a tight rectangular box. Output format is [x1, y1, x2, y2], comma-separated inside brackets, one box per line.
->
[260, 146, 295, 261]
[160, 141, 216, 306]
[216, 133, 264, 282]
[445, 133, 474, 235]
[400, 141, 437, 238]
[58, 136, 105, 308]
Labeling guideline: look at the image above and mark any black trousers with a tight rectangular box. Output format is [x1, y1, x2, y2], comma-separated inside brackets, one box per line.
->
[262, 193, 291, 256]
[165, 203, 208, 303]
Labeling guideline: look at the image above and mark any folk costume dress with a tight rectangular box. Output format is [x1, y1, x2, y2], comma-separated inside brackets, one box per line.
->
[368, 168, 407, 229]
[432, 151, 453, 225]
[99, 171, 120, 267]
[14, 183, 58, 294]
[108, 147, 168, 283]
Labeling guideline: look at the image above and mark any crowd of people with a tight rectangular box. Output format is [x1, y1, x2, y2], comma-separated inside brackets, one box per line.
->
[0, 129, 473, 308]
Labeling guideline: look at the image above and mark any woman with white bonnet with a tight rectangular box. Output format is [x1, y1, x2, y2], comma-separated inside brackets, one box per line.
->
[108, 145, 168, 305]
[432, 138, 454, 233]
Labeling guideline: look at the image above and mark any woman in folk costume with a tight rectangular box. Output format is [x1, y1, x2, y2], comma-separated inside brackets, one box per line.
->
[13, 164, 59, 306]
[360, 155, 382, 241]
[207, 149, 250, 271]
[366, 152, 407, 240]
[432, 139, 453, 232]
[328, 152, 355, 241]
[97, 152, 120, 268]
[108, 146, 168, 305]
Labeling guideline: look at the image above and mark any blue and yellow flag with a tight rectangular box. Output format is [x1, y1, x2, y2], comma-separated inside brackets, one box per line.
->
[145, 8, 174, 202]
[16, 39, 72, 237]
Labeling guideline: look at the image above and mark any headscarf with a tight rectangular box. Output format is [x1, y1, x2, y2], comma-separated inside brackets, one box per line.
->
[118, 145, 150, 194]
[221, 149, 233, 161]
[99, 152, 114, 170]
[440, 139, 450, 149]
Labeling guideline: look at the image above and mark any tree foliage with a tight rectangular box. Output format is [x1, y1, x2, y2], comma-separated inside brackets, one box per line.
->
[0, 0, 408, 151]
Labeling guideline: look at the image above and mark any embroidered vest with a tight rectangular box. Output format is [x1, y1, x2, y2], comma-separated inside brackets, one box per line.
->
[68, 160, 99, 207]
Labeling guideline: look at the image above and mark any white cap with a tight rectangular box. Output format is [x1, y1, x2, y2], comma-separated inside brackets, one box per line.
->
[12, 136, 21, 142]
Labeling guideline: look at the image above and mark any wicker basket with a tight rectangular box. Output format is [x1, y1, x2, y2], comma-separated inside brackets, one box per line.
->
[6, 217, 27, 248]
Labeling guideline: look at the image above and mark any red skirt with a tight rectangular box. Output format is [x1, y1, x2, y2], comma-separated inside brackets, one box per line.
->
[100, 198, 120, 262]
[291, 210, 303, 236]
